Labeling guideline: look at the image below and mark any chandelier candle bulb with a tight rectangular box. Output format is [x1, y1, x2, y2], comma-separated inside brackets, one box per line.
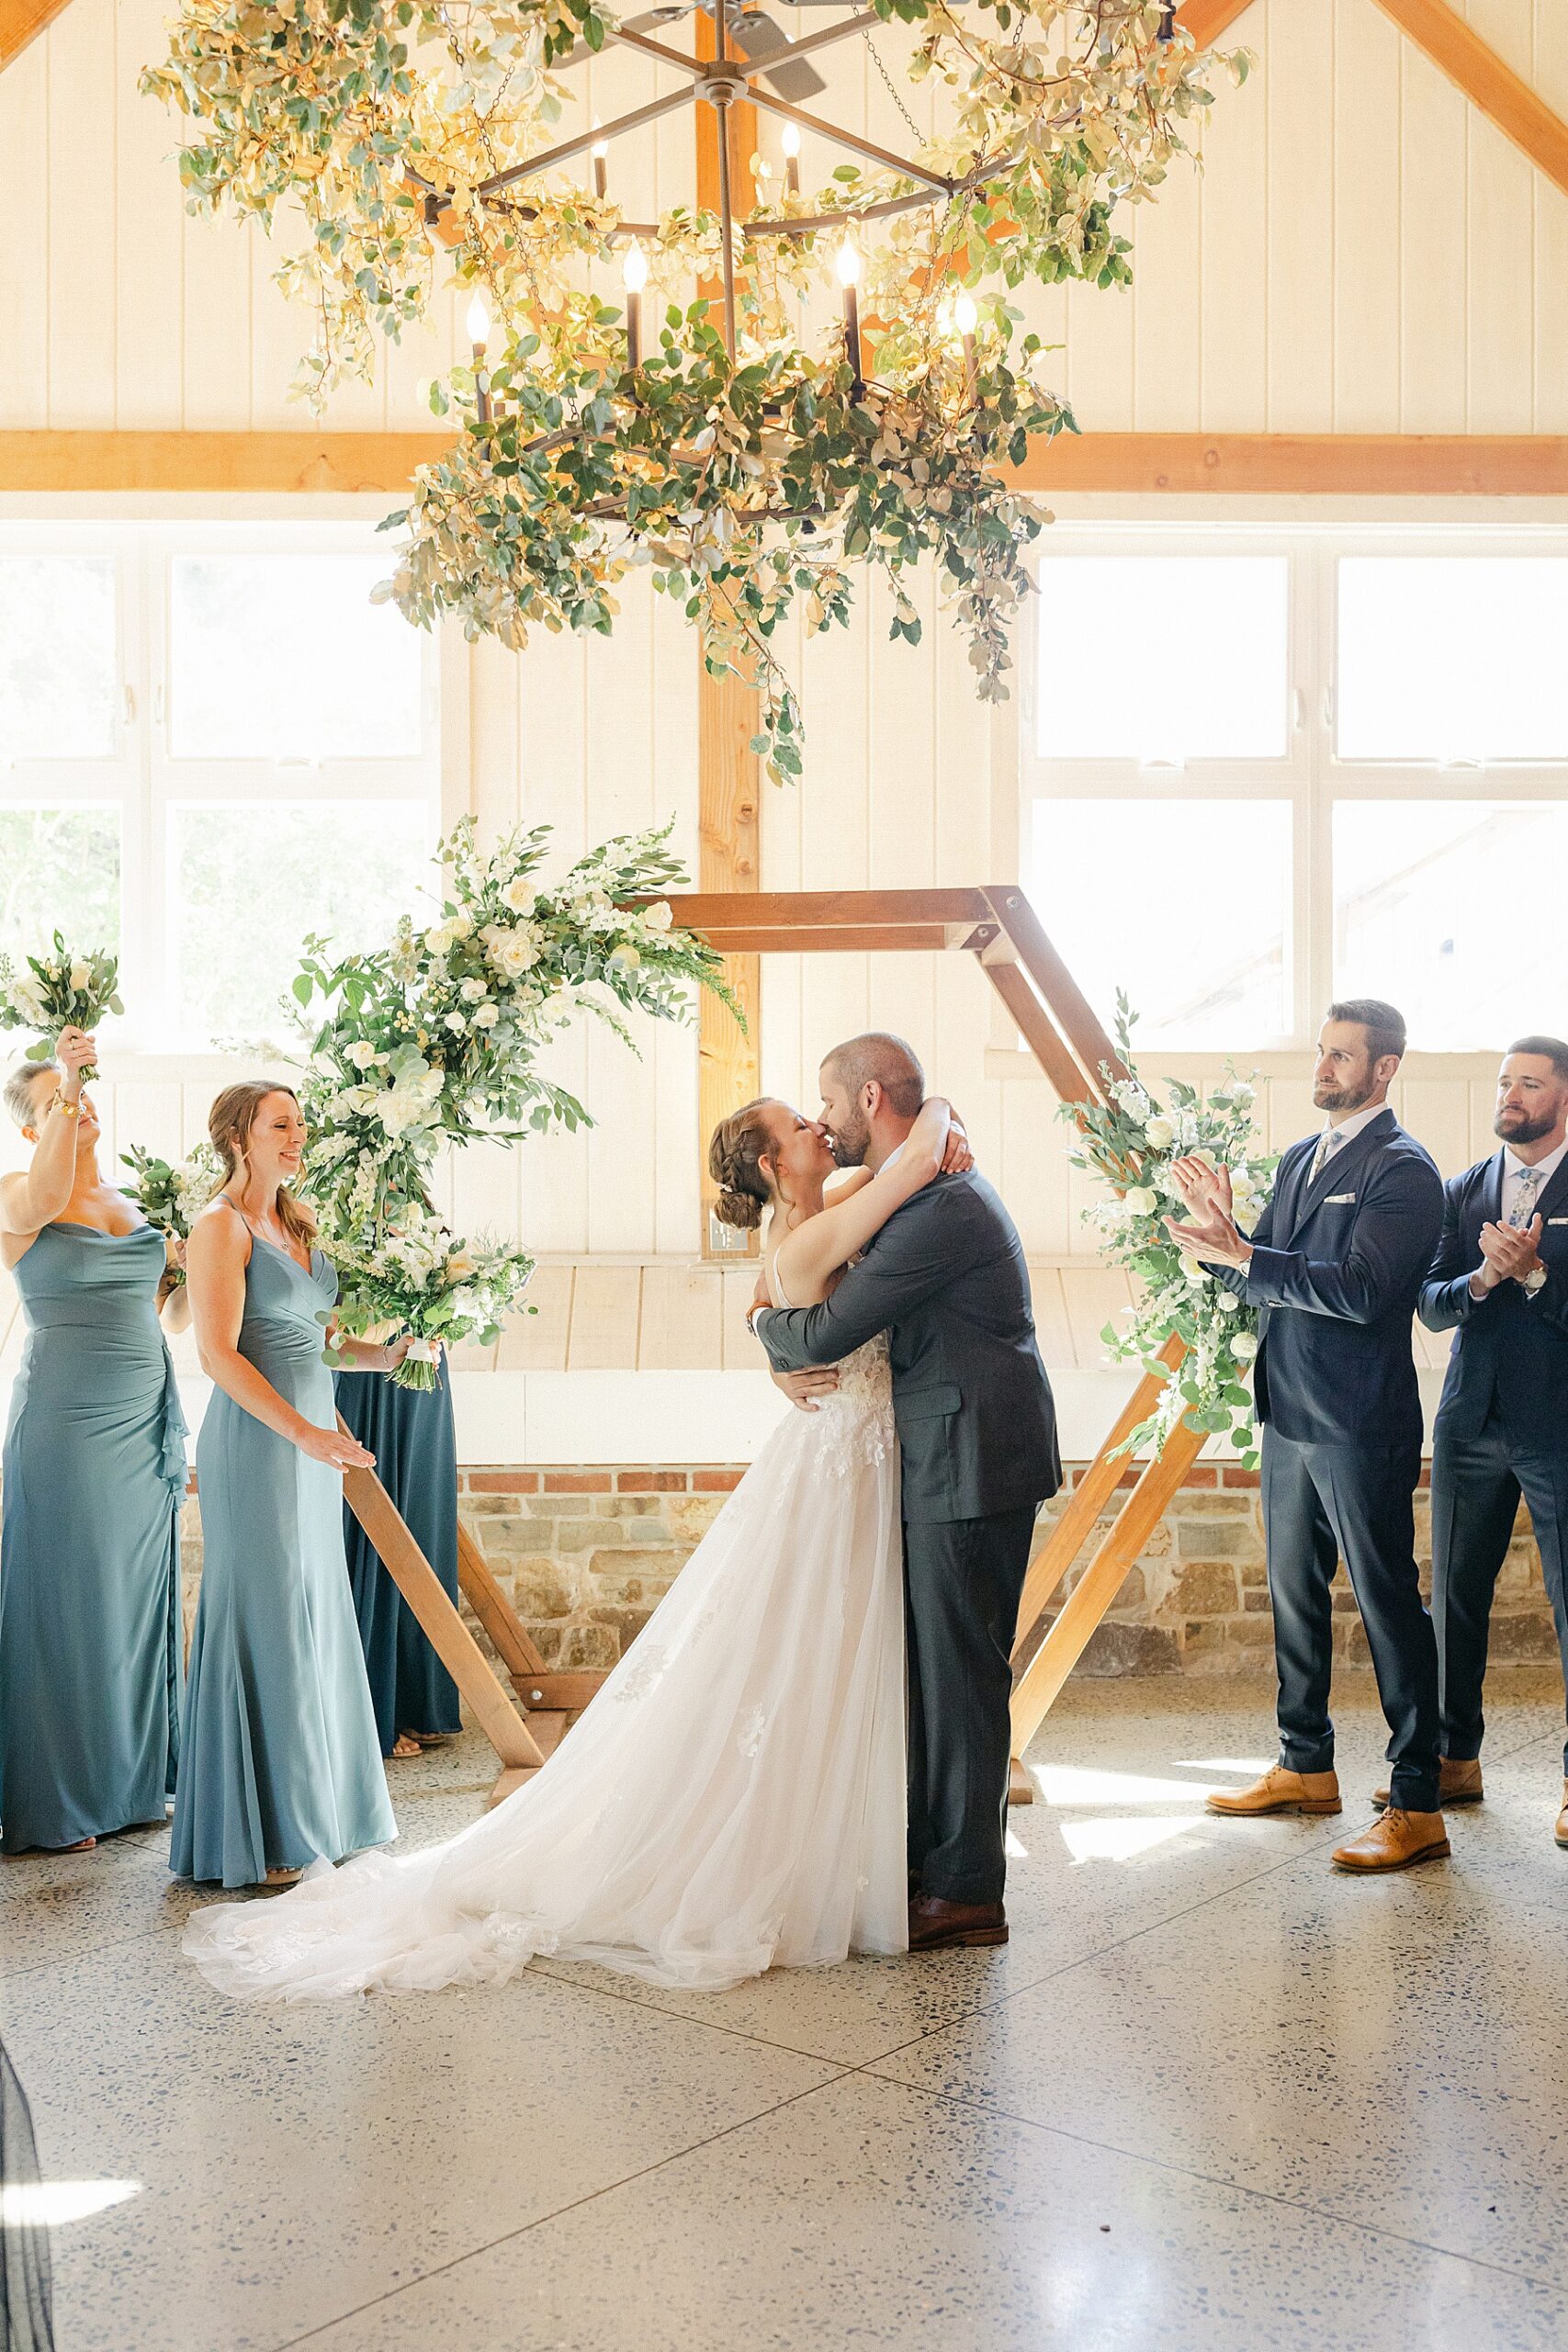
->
[622, 242, 648, 370]
[592, 125, 608, 200]
[954, 291, 978, 379]
[466, 291, 491, 421]
[781, 121, 800, 197]
[836, 238, 863, 386]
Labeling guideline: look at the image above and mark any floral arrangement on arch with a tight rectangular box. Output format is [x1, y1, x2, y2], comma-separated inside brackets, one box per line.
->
[1063, 997, 1276, 1468]
[291, 815, 731, 1363]
[141, 1, 1250, 780]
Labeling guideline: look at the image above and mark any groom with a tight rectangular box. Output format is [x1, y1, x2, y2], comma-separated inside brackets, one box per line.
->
[752, 1034, 1060, 1951]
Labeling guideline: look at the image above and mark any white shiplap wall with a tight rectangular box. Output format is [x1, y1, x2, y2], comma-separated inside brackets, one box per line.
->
[2, 0, 1563, 1280]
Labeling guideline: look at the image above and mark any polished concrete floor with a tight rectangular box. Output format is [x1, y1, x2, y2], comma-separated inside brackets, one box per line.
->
[4, 1673, 1568, 2352]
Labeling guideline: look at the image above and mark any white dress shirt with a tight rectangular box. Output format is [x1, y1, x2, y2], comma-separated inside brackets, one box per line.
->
[1307, 1099, 1388, 1182]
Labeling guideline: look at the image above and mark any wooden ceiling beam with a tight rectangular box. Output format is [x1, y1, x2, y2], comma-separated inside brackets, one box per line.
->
[1372, 0, 1568, 202]
[1174, 1, 1258, 46]
[0, 0, 74, 72]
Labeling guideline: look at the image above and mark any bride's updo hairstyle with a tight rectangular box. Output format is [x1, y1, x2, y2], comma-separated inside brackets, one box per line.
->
[708, 1097, 777, 1231]
[209, 1080, 316, 1251]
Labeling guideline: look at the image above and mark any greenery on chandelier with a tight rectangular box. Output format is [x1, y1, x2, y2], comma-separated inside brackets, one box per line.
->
[1064, 999, 1276, 1469]
[142, 0, 1248, 776]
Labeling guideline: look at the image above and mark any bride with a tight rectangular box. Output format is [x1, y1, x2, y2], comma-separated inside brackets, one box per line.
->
[181, 1093, 971, 1999]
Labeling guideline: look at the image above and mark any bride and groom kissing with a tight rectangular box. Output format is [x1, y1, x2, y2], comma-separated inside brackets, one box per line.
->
[182, 1033, 1060, 2002]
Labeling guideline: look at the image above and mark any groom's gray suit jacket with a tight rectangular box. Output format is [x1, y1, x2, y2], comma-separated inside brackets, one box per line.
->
[756, 1170, 1061, 1521]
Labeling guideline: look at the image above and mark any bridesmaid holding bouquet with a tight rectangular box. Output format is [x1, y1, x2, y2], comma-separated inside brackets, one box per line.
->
[172, 1082, 403, 1890]
[0, 1029, 187, 1856]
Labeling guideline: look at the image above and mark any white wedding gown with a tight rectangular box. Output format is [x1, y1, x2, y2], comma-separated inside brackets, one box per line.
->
[181, 1284, 908, 2000]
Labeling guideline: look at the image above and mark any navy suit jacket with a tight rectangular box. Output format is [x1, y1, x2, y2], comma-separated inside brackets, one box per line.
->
[1417, 1149, 1568, 1450]
[1211, 1107, 1443, 1452]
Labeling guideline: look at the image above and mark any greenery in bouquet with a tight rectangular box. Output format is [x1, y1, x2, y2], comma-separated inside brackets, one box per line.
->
[1062, 997, 1277, 1469]
[322, 1204, 536, 1391]
[120, 1143, 223, 1276]
[0, 937, 123, 1080]
[291, 815, 737, 1230]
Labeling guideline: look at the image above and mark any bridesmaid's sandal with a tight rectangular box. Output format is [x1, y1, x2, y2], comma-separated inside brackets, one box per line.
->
[263, 1866, 303, 1890]
[389, 1734, 423, 1760]
[3, 1837, 98, 1858]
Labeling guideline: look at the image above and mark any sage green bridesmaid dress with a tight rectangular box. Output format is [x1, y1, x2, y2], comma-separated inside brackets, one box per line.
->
[0, 1218, 186, 1854]
[170, 1206, 395, 1888]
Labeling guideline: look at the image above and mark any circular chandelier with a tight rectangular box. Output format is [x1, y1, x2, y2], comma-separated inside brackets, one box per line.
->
[144, 2, 1246, 777]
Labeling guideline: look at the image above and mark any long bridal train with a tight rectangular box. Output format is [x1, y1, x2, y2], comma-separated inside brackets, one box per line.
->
[181, 1338, 906, 2000]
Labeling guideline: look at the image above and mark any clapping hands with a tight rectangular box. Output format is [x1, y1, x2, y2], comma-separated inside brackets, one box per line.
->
[1163, 1155, 1252, 1271]
[1476, 1215, 1545, 1291]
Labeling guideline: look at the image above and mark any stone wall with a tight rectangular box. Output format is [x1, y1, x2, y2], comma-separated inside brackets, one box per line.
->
[167, 1461, 1562, 1681]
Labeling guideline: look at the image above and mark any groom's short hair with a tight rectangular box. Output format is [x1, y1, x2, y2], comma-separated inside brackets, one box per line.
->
[823, 1033, 925, 1120]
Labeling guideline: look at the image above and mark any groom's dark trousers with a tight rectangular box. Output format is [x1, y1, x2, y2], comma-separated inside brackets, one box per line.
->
[1419, 1149, 1568, 1773]
[1210, 1109, 1446, 1812]
[757, 1170, 1059, 1905]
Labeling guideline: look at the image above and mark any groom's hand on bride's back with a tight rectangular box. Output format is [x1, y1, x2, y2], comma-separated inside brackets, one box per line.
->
[771, 1366, 841, 1414]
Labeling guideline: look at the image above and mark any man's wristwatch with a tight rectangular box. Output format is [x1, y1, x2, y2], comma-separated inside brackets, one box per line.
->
[1524, 1265, 1548, 1296]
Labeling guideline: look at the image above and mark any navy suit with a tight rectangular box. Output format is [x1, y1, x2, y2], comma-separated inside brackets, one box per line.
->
[1212, 1107, 1446, 1809]
[1419, 1150, 1568, 1771]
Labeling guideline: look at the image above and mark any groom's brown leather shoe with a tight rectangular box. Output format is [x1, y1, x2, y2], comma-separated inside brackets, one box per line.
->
[1206, 1765, 1341, 1818]
[1373, 1755, 1483, 1809]
[1331, 1808, 1450, 1872]
[908, 1894, 1008, 1951]
[1556, 1781, 1568, 1849]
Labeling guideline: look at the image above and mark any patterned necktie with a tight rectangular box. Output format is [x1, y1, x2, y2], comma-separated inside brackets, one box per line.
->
[1508, 1166, 1543, 1229]
[1309, 1127, 1344, 1185]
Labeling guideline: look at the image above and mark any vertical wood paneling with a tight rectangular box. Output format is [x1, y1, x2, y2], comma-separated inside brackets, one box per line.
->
[1266, 0, 1336, 430]
[0, 38, 50, 427]
[1533, 0, 1568, 428]
[1333, 0, 1402, 431]
[1400, 33, 1470, 429]
[47, 0, 118, 426]
[1133, 154, 1202, 429]
[1198, 27, 1268, 430]
[1464, 0, 1535, 431]
[115, 0, 183, 429]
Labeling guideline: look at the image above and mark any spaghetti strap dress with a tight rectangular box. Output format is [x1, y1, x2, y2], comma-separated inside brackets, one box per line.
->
[1, 1218, 186, 1853]
[169, 1208, 395, 1888]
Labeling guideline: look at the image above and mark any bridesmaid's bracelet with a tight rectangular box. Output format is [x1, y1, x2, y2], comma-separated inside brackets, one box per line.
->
[52, 1100, 80, 1121]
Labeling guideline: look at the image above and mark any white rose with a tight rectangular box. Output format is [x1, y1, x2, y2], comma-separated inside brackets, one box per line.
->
[502, 877, 537, 915]
[1229, 1082, 1255, 1110]
[445, 1012, 467, 1035]
[69, 960, 91, 993]
[348, 1040, 379, 1070]
[448, 911, 473, 940]
[1180, 1255, 1206, 1284]
[1123, 1185, 1157, 1217]
[1143, 1115, 1175, 1150]
[1215, 1290, 1242, 1313]
[424, 922, 456, 957]
[641, 900, 673, 933]
[1230, 1168, 1256, 1200]
[1229, 1330, 1259, 1363]
[473, 1002, 499, 1028]
[460, 977, 488, 1003]
[609, 944, 641, 971]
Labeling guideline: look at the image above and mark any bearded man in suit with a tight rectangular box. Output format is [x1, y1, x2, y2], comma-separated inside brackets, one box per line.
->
[1166, 1001, 1448, 1873]
[1412, 1036, 1568, 1847]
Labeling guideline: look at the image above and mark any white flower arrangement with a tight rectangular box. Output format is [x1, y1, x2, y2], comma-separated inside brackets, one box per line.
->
[322, 1207, 535, 1392]
[120, 1142, 223, 1275]
[1062, 995, 1277, 1469]
[0, 935, 124, 1080]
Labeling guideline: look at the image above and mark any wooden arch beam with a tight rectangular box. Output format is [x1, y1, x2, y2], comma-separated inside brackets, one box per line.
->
[1372, 0, 1568, 202]
[0, 0, 74, 72]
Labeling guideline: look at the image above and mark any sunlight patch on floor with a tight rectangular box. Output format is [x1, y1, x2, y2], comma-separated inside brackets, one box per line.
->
[1030, 1764, 1225, 1808]
[1056, 1815, 1202, 1865]
[1, 2179, 142, 2228]
[1175, 1757, 1276, 1776]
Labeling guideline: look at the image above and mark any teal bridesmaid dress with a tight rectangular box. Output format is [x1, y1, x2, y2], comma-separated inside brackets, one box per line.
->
[334, 1361, 462, 1754]
[1, 1220, 186, 1854]
[170, 1213, 396, 1888]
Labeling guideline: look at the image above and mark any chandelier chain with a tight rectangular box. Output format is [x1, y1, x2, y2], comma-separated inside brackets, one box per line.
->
[863, 29, 925, 150]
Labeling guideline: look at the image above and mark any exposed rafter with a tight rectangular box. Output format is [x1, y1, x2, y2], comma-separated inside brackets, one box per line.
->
[1372, 0, 1568, 200]
[1175, 0, 1257, 45]
[0, 0, 73, 72]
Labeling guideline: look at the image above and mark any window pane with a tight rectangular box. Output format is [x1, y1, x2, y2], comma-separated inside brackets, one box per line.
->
[168, 555, 423, 761]
[169, 802, 434, 1046]
[0, 559, 117, 760]
[0, 808, 121, 965]
[1031, 798, 1292, 1046]
[1035, 557, 1289, 762]
[1334, 801, 1568, 1050]
[1337, 558, 1568, 762]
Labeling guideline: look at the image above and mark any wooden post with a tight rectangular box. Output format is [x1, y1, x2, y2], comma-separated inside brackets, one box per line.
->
[694, 15, 763, 1260]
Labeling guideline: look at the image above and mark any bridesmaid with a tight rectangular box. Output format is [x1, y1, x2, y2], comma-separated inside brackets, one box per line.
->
[335, 1359, 462, 1759]
[1, 1029, 187, 1856]
[172, 1081, 401, 1890]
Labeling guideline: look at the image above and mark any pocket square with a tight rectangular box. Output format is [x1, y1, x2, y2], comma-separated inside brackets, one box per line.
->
[1324, 1191, 1356, 1205]
[1551, 1218, 1568, 1227]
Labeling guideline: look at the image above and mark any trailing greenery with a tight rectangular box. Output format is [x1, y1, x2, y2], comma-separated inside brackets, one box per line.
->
[1063, 997, 1276, 1468]
[141, 0, 1248, 775]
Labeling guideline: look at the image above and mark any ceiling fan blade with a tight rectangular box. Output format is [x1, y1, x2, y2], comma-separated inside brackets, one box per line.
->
[729, 11, 829, 100]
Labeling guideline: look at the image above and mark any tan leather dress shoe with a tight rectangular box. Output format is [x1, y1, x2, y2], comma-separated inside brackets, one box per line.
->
[1372, 1756, 1482, 1809]
[1206, 1765, 1342, 1818]
[1332, 1808, 1450, 1871]
[1556, 1781, 1568, 1849]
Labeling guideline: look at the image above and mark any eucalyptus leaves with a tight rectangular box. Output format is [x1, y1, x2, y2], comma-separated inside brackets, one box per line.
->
[1064, 999, 1276, 1468]
[141, 0, 1248, 778]
[0, 938, 123, 1082]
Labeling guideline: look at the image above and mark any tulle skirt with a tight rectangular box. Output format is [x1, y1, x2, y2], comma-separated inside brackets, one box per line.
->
[181, 1358, 907, 1999]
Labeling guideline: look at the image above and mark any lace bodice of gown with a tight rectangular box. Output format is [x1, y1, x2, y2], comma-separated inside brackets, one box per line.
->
[765, 1250, 893, 1478]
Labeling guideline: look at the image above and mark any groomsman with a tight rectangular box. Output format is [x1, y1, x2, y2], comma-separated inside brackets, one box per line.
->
[1414, 1037, 1568, 1846]
[1167, 1001, 1448, 1872]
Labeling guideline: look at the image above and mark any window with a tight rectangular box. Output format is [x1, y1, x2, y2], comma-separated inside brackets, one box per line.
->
[1022, 530, 1568, 1051]
[0, 525, 439, 1052]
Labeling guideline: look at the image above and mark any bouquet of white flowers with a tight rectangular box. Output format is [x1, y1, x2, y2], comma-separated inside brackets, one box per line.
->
[322, 1203, 535, 1391]
[120, 1144, 222, 1275]
[1063, 996, 1277, 1468]
[0, 936, 123, 1080]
